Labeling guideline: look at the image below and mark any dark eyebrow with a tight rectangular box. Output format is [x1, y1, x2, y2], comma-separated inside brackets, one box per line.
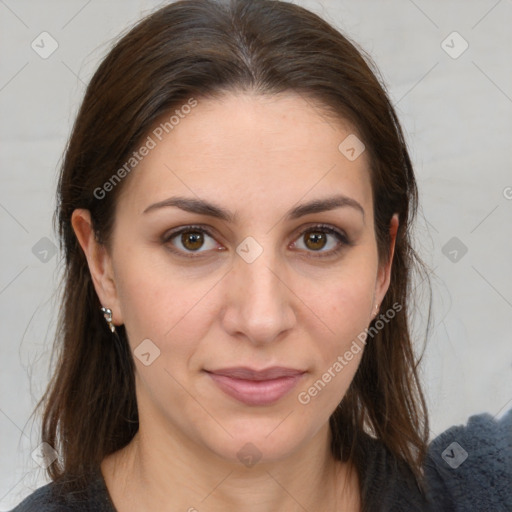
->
[286, 195, 365, 223]
[143, 194, 365, 223]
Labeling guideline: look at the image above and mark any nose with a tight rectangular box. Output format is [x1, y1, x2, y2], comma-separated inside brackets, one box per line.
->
[220, 241, 296, 346]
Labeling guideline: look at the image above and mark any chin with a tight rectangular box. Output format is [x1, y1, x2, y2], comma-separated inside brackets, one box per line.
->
[200, 420, 315, 467]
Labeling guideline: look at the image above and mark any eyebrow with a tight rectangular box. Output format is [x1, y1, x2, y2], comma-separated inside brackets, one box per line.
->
[143, 194, 365, 223]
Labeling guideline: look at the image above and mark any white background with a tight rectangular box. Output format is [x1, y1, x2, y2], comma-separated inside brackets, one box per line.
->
[1, 0, 511, 508]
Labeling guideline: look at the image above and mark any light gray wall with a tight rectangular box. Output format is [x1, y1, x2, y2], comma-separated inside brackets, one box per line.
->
[1, 0, 511, 508]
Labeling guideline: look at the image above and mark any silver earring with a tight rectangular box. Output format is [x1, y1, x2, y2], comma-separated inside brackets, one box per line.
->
[100, 307, 116, 333]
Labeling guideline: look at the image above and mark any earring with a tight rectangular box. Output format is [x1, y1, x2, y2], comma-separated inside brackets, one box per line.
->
[100, 307, 116, 333]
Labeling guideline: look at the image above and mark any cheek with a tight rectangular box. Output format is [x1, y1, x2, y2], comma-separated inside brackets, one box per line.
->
[309, 263, 376, 347]
[328, 281, 374, 344]
[113, 253, 235, 399]
[113, 250, 208, 352]
[298, 259, 376, 401]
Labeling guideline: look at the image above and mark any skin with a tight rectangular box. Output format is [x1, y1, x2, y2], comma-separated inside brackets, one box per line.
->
[72, 91, 398, 511]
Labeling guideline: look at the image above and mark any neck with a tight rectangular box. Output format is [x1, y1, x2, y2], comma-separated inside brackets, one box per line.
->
[101, 421, 360, 511]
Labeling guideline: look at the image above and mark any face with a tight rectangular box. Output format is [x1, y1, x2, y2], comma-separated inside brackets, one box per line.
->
[77, 92, 396, 465]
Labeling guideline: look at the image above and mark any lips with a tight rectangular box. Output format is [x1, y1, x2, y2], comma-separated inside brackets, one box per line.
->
[208, 366, 305, 380]
[205, 366, 306, 406]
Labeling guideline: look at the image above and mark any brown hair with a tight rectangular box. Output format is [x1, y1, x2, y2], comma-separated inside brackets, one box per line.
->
[35, 0, 431, 505]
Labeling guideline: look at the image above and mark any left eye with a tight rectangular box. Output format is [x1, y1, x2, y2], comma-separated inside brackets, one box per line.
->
[163, 224, 349, 258]
[291, 225, 348, 255]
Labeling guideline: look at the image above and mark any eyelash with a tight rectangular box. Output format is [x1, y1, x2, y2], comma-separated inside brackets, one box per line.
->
[162, 223, 351, 260]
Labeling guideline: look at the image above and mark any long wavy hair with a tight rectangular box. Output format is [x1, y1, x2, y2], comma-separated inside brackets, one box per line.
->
[33, 0, 432, 506]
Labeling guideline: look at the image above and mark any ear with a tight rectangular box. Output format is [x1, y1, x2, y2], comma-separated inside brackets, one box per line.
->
[372, 213, 399, 317]
[71, 209, 123, 326]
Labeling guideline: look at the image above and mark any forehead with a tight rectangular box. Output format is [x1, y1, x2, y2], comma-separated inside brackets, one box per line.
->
[117, 92, 373, 222]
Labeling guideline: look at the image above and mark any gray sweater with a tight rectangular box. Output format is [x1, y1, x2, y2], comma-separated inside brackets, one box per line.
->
[10, 409, 512, 511]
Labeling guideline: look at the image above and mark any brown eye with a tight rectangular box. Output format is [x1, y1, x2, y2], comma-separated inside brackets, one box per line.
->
[292, 224, 349, 257]
[303, 231, 328, 251]
[163, 225, 219, 257]
[163, 223, 350, 260]
[180, 230, 205, 251]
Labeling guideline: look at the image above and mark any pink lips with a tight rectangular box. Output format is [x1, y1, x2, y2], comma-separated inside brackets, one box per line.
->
[205, 366, 306, 406]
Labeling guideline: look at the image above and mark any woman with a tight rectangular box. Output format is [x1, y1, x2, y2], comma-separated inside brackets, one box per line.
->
[10, 0, 511, 511]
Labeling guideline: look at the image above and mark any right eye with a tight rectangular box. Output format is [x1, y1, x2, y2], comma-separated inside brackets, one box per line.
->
[162, 225, 223, 258]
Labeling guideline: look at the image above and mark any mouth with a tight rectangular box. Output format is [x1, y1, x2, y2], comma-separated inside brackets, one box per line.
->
[204, 366, 306, 406]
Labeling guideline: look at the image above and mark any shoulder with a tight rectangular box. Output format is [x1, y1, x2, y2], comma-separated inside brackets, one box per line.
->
[9, 468, 115, 512]
[424, 408, 512, 511]
[357, 433, 433, 511]
[9, 481, 72, 512]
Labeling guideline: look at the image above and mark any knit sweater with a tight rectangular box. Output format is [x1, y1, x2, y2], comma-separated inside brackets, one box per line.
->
[10, 409, 512, 511]
[423, 409, 512, 511]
